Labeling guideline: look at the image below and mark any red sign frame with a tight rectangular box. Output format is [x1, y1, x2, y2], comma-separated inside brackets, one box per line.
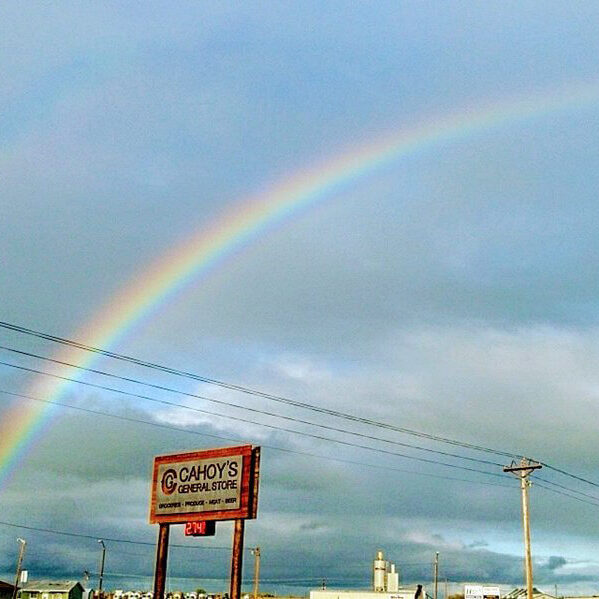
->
[149, 445, 260, 524]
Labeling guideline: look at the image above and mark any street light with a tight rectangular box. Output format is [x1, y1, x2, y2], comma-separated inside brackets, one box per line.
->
[97, 540, 106, 598]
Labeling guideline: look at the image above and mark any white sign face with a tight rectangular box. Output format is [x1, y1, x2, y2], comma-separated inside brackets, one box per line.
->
[154, 454, 243, 517]
[465, 586, 483, 599]
[483, 588, 500, 599]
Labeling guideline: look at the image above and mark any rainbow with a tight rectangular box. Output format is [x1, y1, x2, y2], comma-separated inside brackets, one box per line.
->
[1, 81, 599, 488]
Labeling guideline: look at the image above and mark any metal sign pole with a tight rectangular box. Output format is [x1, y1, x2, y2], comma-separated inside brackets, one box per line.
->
[230, 519, 245, 599]
[153, 524, 170, 599]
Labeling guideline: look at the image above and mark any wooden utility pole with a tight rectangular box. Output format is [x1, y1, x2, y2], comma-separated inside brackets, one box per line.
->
[97, 540, 106, 598]
[251, 547, 261, 599]
[433, 552, 439, 599]
[12, 538, 26, 599]
[504, 458, 542, 599]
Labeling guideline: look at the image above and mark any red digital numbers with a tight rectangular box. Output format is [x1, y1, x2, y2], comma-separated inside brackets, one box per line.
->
[185, 521, 216, 536]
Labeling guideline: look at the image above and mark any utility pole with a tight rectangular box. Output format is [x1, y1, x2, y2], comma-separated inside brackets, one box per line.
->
[444, 578, 448, 599]
[433, 552, 439, 599]
[504, 458, 542, 599]
[12, 538, 26, 599]
[97, 539, 106, 599]
[250, 547, 261, 599]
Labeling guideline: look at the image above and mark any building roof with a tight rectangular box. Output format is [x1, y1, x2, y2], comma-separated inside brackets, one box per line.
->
[0, 581, 15, 591]
[504, 590, 554, 599]
[20, 582, 82, 593]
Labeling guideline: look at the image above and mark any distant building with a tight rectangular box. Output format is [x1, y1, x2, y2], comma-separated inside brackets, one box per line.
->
[18, 581, 85, 599]
[0, 581, 15, 599]
[504, 589, 554, 599]
[310, 550, 426, 599]
[312, 589, 423, 599]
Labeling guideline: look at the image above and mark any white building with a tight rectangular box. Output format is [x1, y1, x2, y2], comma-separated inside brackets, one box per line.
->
[310, 550, 424, 599]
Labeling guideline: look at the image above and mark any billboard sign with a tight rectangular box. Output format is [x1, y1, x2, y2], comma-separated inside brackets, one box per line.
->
[150, 445, 260, 524]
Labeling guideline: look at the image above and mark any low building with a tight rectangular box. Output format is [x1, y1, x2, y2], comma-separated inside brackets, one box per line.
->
[312, 589, 423, 599]
[310, 550, 426, 599]
[0, 581, 15, 599]
[504, 589, 554, 599]
[18, 581, 85, 599]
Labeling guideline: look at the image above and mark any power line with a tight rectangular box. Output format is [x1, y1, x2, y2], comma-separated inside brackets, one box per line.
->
[540, 463, 599, 491]
[0, 519, 232, 550]
[0, 320, 520, 460]
[0, 386, 515, 488]
[0, 375, 509, 482]
[534, 475, 599, 503]
[3, 321, 597, 493]
[533, 481, 599, 508]
[5, 355, 598, 498]
[0, 345, 503, 468]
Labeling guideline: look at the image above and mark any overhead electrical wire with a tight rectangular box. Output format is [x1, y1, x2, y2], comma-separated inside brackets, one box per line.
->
[5, 383, 599, 505]
[0, 387, 515, 488]
[0, 519, 232, 549]
[532, 482, 599, 508]
[534, 475, 599, 503]
[0, 346, 503, 468]
[1, 322, 598, 491]
[540, 463, 599, 491]
[0, 320, 520, 460]
[0, 361, 508, 480]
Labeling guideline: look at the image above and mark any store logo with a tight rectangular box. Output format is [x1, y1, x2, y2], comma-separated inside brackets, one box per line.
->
[161, 469, 178, 495]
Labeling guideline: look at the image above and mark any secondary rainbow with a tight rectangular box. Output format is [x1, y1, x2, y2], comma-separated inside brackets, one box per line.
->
[1, 81, 598, 488]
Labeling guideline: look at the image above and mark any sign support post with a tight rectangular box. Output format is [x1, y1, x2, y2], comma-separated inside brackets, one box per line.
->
[153, 523, 170, 599]
[230, 519, 245, 599]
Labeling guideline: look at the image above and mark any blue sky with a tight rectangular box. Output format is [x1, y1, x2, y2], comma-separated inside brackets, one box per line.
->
[2, 2, 599, 595]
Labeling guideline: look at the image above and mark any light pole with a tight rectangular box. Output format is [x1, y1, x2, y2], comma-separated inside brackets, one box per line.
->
[12, 538, 26, 599]
[250, 547, 261, 599]
[98, 540, 106, 598]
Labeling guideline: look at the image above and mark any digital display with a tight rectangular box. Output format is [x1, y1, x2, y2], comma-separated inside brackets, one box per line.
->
[185, 521, 216, 536]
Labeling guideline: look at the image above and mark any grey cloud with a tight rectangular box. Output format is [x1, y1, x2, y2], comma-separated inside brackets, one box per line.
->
[547, 556, 567, 571]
